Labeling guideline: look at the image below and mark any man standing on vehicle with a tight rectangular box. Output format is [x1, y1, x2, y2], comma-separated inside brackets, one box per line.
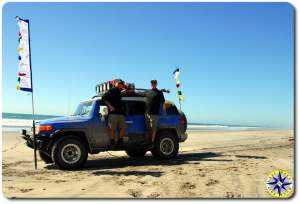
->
[145, 80, 165, 148]
[123, 83, 143, 97]
[102, 80, 126, 147]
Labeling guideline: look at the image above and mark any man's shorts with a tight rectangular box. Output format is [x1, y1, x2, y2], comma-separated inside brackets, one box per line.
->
[108, 114, 126, 130]
[145, 114, 159, 132]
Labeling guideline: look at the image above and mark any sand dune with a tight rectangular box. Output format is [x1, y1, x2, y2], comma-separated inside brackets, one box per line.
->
[2, 129, 294, 198]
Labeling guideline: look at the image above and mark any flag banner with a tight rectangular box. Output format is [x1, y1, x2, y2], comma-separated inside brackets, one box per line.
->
[178, 95, 184, 101]
[16, 17, 32, 92]
[173, 68, 184, 101]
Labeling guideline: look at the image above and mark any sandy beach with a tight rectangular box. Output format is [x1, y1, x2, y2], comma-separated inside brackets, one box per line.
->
[2, 129, 294, 198]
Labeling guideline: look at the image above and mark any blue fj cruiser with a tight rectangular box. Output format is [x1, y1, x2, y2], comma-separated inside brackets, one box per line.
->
[21, 80, 188, 169]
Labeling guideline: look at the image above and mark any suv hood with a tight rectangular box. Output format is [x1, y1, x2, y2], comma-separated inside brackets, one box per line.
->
[38, 115, 90, 125]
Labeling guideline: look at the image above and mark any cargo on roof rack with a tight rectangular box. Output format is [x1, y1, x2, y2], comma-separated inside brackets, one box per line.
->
[95, 79, 126, 95]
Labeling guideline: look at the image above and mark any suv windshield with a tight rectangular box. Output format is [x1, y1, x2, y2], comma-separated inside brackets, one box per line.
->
[73, 101, 93, 116]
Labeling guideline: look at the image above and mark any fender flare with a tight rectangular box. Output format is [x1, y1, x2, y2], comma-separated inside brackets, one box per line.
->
[47, 129, 93, 153]
[156, 127, 180, 142]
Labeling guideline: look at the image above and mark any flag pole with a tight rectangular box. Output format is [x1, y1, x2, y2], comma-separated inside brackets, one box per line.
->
[27, 19, 37, 170]
[31, 89, 37, 170]
[179, 100, 182, 111]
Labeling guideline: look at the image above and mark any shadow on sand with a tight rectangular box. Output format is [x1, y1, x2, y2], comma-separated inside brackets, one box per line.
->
[46, 151, 230, 171]
[86, 151, 231, 170]
[234, 155, 267, 159]
[92, 170, 162, 177]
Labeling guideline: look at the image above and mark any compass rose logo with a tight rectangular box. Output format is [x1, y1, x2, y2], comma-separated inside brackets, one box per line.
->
[266, 169, 293, 198]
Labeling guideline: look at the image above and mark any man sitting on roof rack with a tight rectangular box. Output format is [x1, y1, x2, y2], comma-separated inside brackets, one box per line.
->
[122, 83, 143, 97]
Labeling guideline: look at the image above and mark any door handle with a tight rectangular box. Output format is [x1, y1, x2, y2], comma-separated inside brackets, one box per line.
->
[126, 121, 133, 124]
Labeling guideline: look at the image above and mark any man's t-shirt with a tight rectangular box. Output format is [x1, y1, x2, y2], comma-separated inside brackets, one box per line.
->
[102, 87, 124, 115]
[146, 88, 165, 115]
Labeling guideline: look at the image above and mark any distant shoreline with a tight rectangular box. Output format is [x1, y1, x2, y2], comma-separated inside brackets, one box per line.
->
[2, 112, 289, 132]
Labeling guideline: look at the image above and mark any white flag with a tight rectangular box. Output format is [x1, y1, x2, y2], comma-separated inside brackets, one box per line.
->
[173, 68, 184, 101]
[16, 17, 32, 92]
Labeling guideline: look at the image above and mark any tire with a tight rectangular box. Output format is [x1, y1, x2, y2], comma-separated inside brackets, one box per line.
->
[39, 150, 53, 164]
[151, 131, 179, 160]
[125, 148, 148, 158]
[51, 136, 88, 170]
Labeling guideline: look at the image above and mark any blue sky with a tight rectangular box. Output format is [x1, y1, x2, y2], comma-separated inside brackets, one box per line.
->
[2, 2, 294, 128]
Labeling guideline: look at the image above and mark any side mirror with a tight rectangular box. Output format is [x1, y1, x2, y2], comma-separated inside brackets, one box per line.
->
[99, 113, 106, 122]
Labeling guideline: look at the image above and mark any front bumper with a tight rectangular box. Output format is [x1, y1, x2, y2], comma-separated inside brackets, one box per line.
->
[20, 129, 49, 150]
[179, 132, 188, 142]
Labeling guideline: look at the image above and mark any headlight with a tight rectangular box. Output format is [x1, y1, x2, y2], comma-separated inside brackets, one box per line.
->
[35, 124, 39, 134]
[38, 125, 54, 132]
[30, 125, 39, 134]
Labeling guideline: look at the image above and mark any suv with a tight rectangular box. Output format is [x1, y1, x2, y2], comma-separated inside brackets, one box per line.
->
[21, 96, 188, 169]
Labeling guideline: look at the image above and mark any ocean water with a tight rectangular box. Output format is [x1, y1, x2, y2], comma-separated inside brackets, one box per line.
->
[2, 112, 61, 120]
[2, 112, 262, 132]
[187, 123, 262, 131]
[2, 112, 61, 132]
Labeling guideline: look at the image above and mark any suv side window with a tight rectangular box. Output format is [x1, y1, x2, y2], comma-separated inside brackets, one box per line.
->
[165, 104, 179, 115]
[124, 101, 145, 116]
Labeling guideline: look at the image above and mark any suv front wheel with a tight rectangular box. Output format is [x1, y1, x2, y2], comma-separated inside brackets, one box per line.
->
[151, 131, 179, 160]
[51, 136, 88, 170]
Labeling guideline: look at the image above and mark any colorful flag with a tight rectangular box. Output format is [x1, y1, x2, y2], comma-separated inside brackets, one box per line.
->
[16, 17, 32, 92]
[173, 68, 184, 101]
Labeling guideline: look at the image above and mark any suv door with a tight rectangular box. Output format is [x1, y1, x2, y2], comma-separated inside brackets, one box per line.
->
[92, 100, 110, 148]
[159, 103, 180, 127]
[124, 100, 145, 139]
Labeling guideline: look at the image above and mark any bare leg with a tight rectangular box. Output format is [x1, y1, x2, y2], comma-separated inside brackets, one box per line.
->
[145, 115, 151, 144]
[120, 128, 125, 139]
[147, 130, 152, 143]
[151, 131, 156, 143]
[110, 129, 118, 144]
[144, 130, 148, 144]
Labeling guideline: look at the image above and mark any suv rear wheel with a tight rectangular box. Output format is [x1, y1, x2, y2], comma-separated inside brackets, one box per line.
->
[151, 131, 179, 159]
[125, 148, 148, 157]
[51, 136, 88, 170]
